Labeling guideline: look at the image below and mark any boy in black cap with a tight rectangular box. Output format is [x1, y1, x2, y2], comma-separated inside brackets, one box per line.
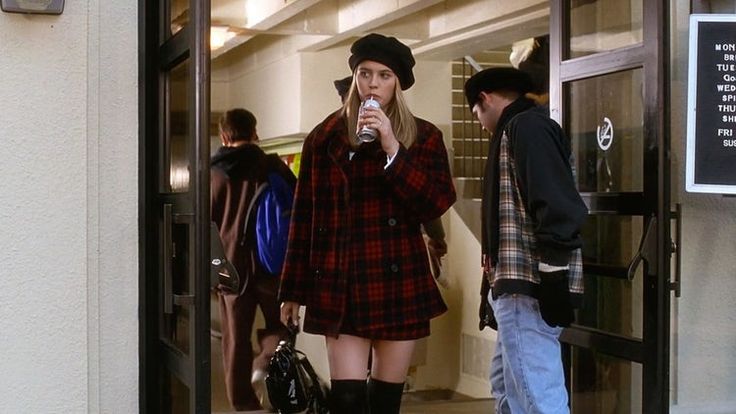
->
[465, 67, 587, 413]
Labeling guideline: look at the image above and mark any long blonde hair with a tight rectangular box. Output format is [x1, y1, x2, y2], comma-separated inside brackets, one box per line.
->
[341, 75, 417, 149]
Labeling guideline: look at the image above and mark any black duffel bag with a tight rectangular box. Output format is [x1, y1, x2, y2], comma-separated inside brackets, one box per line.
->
[265, 328, 329, 414]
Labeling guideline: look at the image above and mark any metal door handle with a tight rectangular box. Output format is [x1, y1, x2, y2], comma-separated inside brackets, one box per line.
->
[626, 216, 657, 280]
[670, 204, 682, 297]
[173, 294, 194, 307]
[163, 204, 173, 314]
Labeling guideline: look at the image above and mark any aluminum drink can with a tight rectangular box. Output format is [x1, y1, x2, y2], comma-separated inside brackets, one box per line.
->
[357, 97, 380, 143]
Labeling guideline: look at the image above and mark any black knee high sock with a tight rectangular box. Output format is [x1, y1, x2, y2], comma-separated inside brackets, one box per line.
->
[330, 379, 367, 414]
[367, 378, 405, 414]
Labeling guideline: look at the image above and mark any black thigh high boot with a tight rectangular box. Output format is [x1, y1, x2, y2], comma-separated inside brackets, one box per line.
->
[330, 379, 367, 414]
[367, 378, 405, 414]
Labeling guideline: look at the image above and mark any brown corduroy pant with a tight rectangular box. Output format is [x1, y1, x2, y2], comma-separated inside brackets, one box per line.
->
[218, 274, 287, 411]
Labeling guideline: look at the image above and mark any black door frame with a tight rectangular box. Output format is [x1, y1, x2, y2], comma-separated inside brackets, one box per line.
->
[550, 1, 671, 412]
[139, 0, 211, 412]
[136, 0, 671, 412]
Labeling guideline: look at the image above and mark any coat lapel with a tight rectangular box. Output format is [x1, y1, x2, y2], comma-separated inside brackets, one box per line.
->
[323, 116, 351, 171]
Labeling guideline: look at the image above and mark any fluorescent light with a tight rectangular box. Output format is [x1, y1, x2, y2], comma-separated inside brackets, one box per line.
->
[210, 26, 236, 50]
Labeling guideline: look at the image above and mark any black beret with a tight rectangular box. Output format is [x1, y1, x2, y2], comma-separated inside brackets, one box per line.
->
[464, 67, 534, 108]
[349, 33, 415, 90]
[333, 76, 352, 100]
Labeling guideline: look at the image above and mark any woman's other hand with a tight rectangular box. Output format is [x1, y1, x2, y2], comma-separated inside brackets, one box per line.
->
[280, 301, 301, 328]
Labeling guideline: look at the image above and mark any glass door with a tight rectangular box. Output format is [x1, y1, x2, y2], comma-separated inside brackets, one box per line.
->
[550, 1, 672, 413]
[140, 0, 211, 412]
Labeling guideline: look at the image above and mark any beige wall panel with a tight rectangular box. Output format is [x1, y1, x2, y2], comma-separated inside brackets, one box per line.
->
[0, 0, 139, 412]
[669, 2, 736, 412]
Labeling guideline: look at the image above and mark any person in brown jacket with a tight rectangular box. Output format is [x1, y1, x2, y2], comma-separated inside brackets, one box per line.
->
[211, 108, 296, 411]
[280, 34, 456, 414]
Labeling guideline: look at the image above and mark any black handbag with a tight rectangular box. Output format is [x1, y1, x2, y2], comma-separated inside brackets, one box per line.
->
[266, 328, 329, 414]
[210, 222, 244, 295]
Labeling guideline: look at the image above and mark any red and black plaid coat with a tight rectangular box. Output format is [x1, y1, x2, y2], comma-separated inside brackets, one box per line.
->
[278, 111, 456, 337]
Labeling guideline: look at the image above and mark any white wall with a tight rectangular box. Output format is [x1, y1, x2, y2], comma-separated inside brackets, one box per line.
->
[0, 5, 87, 412]
[0, 2, 139, 413]
[94, 2, 139, 412]
[221, 35, 329, 140]
[301, 47, 353, 131]
[669, 2, 736, 412]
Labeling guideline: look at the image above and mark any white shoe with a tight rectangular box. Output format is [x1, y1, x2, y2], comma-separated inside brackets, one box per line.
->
[251, 369, 273, 412]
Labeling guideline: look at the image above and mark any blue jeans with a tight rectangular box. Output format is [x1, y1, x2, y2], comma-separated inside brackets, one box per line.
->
[489, 293, 569, 414]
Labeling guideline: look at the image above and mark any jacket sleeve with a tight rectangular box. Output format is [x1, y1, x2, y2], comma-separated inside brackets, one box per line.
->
[210, 169, 226, 228]
[508, 114, 588, 266]
[278, 134, 315, 304]
[383, 120, 456, 223]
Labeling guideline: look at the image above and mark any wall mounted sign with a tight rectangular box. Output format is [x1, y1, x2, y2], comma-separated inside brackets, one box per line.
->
[597, 116, 614, 151]
[687, 14, 736, 194]
[0, 0, 64, 14]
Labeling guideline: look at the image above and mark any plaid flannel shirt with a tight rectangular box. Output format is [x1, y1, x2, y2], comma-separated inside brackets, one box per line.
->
[491, 130, 584, 297]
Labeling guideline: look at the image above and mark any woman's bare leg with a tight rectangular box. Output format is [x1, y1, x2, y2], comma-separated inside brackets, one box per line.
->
[370, 339, 416, 382]
[367, 339, 416, 414]
[326, 335, 372, 414]
[326, 334, 371, 379]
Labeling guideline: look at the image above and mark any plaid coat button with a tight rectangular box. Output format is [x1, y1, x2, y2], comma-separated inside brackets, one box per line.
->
[388, 218, 397, 226]
[314, 269, 322, 279]
[390, 264, 399, 273]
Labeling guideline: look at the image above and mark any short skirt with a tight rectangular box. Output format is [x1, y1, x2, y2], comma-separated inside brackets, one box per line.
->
[339, 316, 430, 341]
[304, 302, 430, 341]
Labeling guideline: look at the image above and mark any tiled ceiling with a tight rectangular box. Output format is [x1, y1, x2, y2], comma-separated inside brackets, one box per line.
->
[208, 0, 550, 60]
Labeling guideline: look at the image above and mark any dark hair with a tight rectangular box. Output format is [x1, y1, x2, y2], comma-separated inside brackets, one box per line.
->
[219, 108, 257, 142]
[464, 67, 534, 109]
[334, 76, 352, 102]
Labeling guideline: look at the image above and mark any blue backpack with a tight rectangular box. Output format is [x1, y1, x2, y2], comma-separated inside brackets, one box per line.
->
[245, 172, 294, 276]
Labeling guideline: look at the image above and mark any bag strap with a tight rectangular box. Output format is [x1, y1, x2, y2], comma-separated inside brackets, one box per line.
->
[295, 350, 319, 378]
[285, 323, 299, 344]
[294, 350, 329, 403]
[240, 181, 268, 247]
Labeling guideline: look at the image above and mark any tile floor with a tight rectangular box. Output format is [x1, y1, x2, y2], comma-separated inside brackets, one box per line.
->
[211, 334, 494, 414]
[401, 391, 493, 413]
[213, 399, 493, 414]
[213, 397, 493, 414]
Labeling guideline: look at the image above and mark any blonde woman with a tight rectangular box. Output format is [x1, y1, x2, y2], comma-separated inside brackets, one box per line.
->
[279, 33, 455, 414]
